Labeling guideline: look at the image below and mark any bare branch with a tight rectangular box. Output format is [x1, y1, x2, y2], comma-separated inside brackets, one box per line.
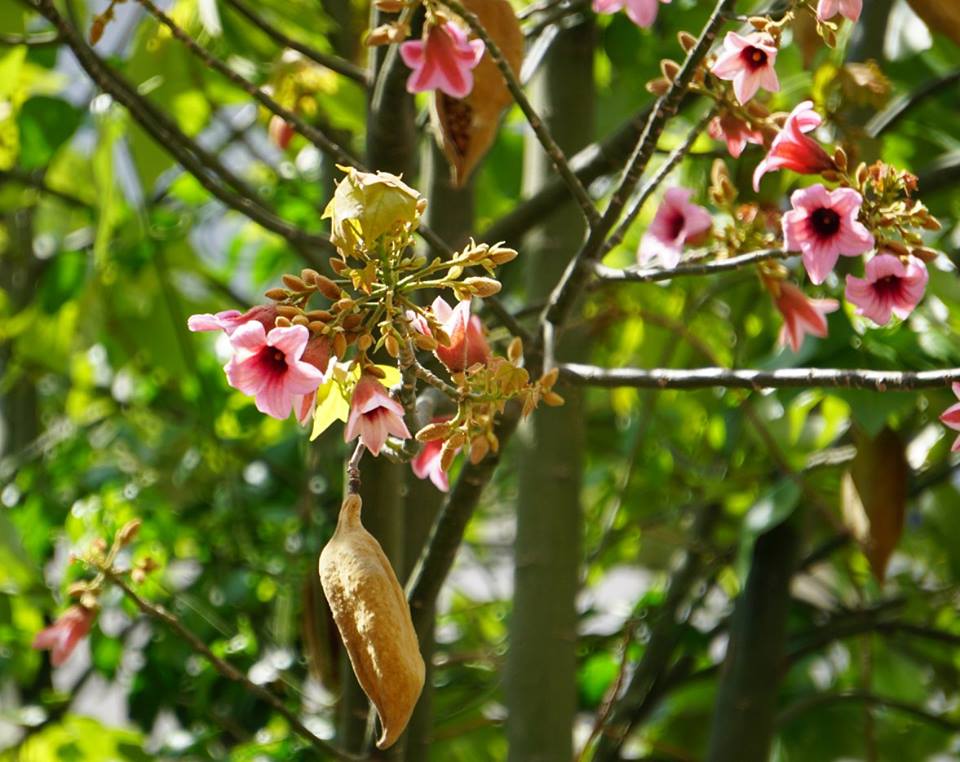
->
[559, 363, 960, 391]
[593, 248, 791, 283]
[777, 690, 960, 734]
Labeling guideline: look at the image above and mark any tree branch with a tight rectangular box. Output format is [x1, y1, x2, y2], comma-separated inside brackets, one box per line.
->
[592, 248, 791, 283]
[776, 690, 960, 734]
[439, 0, 601, 229]
[220, 0, 369, 86]
[559, 364, 960, 391]
[104, 571, 362, 761]
[867, 68, 960, 137]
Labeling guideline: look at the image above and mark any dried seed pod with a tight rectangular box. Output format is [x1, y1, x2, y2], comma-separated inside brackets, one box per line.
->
[319, 495, 425, 750]
[432, 0, 523, 185]
[282, 274, 310, 292]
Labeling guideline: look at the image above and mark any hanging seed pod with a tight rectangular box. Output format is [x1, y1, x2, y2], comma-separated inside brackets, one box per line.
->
[318, 495, 425, 749]
[432, 0, 523, 186]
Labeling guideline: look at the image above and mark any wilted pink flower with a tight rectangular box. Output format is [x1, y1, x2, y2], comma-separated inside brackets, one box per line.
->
[817, 0, 862, 21]
[592, 0, 669, 28]
[411, 417, 455, 492]
[638, 187, 712, 269]
[225, 323, 324, 420]
[845, 253, 928, 325]
[33, 606, 95, 667]
[710, 32, 780, 105]
[939, 384, 960, 453]
[773, 281, 839, 352]
[268, 115, 295, 150]
[753, 101, 834, 191]
[399, 22, 484, 99]
[708, 112, 764, 158]
[429, 297, 491, 373]
[782, 184, 874, 285]
[187, 305, 277, 336]
[345, 374, 411, 456]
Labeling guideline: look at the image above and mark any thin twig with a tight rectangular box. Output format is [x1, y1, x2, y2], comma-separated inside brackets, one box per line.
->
[776, 690, 960, 734]
[134, 0, 360, 167]
[593, 248, 791, 283]
[220, 0, 369, 86]
[439, 0, 601, 230]
[104, 571, 361, 761]
[559, 363, 960, 391]
[867, 68, 960, 138]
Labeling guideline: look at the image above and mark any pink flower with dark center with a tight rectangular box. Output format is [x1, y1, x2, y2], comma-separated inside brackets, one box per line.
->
[345, 374, 411, 456]
[772, 281, 839, 352]
[638, 187, 712, 268]
[592, 0, 670, 28]
[817, 0, 862, 21]
[708, 112, 764, 158]
[399, 22, 485, 99]
[187, 305, 278, 336]
[782, 184, 874, 285]
[411, 417, 456, 492]
[225, 323, 324, 420]
[753, 101, 835, 191]
[939, 384, 960, 453]
[33, 606, 95, 667]
[845, 253, 928, 325]
[429, 297, 491, 373]
[710, 32, 780, 105]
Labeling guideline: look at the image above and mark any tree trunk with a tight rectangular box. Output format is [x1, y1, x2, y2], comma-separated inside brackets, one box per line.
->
[704, 516, 800, 762]
[506, 18, 594, 762]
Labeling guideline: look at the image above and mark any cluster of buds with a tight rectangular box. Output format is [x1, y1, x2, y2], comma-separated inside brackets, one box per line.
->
[190, 168, 562, 490]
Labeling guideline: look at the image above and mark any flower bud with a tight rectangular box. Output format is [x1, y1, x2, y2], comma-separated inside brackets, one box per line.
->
[265, 287, 289, 301]
[315, 275, 342, 301]
[462, 277, 502, 297]
[282, 274, 310, 292]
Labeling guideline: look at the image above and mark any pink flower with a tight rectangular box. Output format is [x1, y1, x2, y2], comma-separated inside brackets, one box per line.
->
[268, 116, 295, 150]
[592, 0, 669, 28]
[939, 383, 960, 453]
[817, 0, 862, 21]
[638, 187, 712, 268]
[399, 22, 484, 99]
[33, 606, 95, 667]
[411, 417, 456, 492]
[187, 305, 277, 336]
[845, 253, 928, 325]
[429, 297, 491, 373]
[708, 112, 764, 158]
[293, 336, 334, 425]
[782, 184, 874, 285]
[752, 101, 835, 191]
[225, 323, 324, 420]
[345, 374, 411, 456]
[710, 32, 780, 105]
[772, 281, 839, 352]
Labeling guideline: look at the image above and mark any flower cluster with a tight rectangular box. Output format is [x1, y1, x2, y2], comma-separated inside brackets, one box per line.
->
[189, 168, 559, 490]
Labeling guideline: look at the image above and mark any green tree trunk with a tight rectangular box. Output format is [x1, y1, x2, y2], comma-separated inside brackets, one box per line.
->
[705, 516, 800, 762]
[506, 18, 595, 762]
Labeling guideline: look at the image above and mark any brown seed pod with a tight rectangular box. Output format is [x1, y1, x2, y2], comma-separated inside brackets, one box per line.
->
[431, 0, 523, 186]
[318, 495, 425, 750]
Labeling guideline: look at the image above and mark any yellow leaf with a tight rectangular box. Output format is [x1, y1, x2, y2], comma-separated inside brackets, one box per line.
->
[375, 364, 402, 388]
[310, 380, 350, 441]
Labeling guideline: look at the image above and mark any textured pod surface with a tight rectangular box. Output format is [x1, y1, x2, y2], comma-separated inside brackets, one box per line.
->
[318, 494, 425, 749]
[432, 0, 524, 185]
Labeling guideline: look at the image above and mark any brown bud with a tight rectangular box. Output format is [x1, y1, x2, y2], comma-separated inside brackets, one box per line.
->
[333, 332, 348, 358]
[413, 332, 438, 351]
[646, 77, 671, 95]
[833, 147, 848, 172]
[749, 15, 768, 29]
[342, 313, 364, 330]
[329, 257, 347, 274]
[462, 277, 502, 297]
[116, 519, 142, 546]
[543, 390, 565, 407]
[440, 441, 459, 472]
[333, 298, 355, 313]
[660, 59, 680, 82]
[265, 287, 289, 301]
[319, 495, 425, 750]
[911, 246, 940, 263]
[416, 421, 452, 442]
[301, 268, 322, 285]
[282, 274, 310, 292]
[314, 275, 342, 301]
[89, 16, 105, 44]
[507, 337, 523, 364]
[276, 305, 301, 319]
[540, 367, 559, 389]
[384, 334, 400, 358]
[307, 309, 335, 321]
[292, 315, 309, 327]
[275, 316, 293, 327]
[677, 31, 697, 51]
[357, 334, 374, 351]
[366, 364, 387, 379]
[490, 246, 519, 265]
[469, 435, 489, 464]
[375, 0, 405, 10]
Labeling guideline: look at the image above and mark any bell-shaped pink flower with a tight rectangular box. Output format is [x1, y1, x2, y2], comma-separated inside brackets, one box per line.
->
[773, 281, 839, 352]
[638, 187, 712, 269]
[939, 384, 960, 453]
[817, 0, 862, 21]
[33, 606, 95, 667]
[592, 0, 669, 28]
[345, 374, 411, 456]
[411, 417, 456, 492]
[399, 22, 485, 99]
[782, 184, 874, 285]
[710, 32, 780, 105]
[845, 253, 928, 325]
[187, 305, 278, 336]
[429, 297, 491, 373]
[225, 323, 325, 420]
[753, 101, 835, 191]
[708, 112, 764, 158]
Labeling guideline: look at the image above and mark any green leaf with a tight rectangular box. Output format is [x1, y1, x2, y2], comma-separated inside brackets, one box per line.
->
[17, 96, 82, 170]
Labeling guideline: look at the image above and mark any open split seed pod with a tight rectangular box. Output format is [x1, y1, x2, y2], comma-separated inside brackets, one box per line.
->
[318, 494, 425, 749]
[432, 0, 524, 185]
